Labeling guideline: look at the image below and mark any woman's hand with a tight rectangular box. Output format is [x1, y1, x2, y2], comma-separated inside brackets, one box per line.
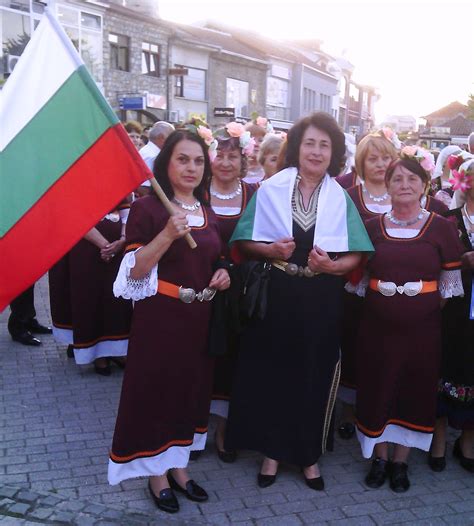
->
[209, 269, 231, 291]
[162, 213, 191, 242]
[267, 237, 296, 260]
[307, 246, 337, 274]
[308, 248, 362, 276]
[462, 251, 474, 269]
[100, 239, 126, 262]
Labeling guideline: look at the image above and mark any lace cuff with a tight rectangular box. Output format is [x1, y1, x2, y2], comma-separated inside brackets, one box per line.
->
[113, 248, 158, 301]
[439, 269, 464, 299]
[344, 272, 369, 297]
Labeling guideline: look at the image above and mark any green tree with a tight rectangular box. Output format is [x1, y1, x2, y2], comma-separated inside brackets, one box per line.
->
[468, 94, 474, 121]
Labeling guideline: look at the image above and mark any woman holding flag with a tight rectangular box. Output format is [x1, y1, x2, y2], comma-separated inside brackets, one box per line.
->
[108, 130, 230, 513]
[225, 112, 373, 490]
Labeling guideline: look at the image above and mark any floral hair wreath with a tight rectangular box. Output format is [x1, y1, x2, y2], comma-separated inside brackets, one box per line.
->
[255, 115, 274, 134]
[213, 122, 256, 158]
[400, 145, 436, 176]
[379, 127, 402, 150]
[179, 118, 219, 163]
[447, 151, 474, 192]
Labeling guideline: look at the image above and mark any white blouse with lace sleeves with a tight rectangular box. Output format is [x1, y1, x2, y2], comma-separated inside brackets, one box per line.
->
[113, 247, 158, 301]
[439, 269, 464, 299]
[344, 272, 369, 297]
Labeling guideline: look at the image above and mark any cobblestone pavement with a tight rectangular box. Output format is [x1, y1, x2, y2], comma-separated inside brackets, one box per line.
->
[1, 276, 474, 525]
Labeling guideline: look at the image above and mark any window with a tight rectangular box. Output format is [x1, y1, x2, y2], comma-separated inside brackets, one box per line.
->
[226, 78, 249, 117]
[57, 5, 102, 83]
[142, 42, 160, 76]
[174, 65, 206, 100]
[109, 33, 129, 72]
[320, 94, 331, 113]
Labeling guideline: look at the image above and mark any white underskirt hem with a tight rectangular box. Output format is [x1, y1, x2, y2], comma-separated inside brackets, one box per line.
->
[337, 385, 356, 405]
[356, 424, 433, 459]
[210, 399, 229, 419]
[74, 339, 128, 365]
[108, 431, 207, 485]
[53, 326, 73, 345]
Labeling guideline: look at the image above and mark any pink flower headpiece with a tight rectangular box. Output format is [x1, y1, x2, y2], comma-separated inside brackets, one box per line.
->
[380, 127, 402, 150]
[180, 119, 219, 162]
[213, 122, 256, 157]
[448, 154, 474, 192]
[400, 145, 435, 175]
[255, 116, 274, 133]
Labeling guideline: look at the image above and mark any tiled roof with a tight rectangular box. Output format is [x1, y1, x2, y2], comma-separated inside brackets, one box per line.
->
[440, 115, 474, 136]
[168, 22, 268, 63]
[422, 101, 468, 120]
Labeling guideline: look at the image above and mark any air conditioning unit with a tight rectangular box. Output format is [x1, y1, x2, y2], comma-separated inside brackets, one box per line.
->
[168, 110, 180, 123]
[6, 54, 20, 74]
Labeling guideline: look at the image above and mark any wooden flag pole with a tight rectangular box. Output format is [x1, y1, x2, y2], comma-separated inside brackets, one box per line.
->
[149, 177, 197, 249]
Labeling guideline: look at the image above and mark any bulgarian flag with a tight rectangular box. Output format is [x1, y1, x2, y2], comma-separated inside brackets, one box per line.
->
[0, 9, 150, 311]
[230, 167, 373, 253]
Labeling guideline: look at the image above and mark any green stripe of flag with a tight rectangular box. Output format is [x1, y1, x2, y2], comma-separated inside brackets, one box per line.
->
[0, 65, 119, 236]
[344, 191, 374, 252]
[229, 191, 258, 245]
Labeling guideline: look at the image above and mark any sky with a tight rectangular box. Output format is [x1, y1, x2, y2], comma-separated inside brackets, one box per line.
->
[157, 0, 474, 123]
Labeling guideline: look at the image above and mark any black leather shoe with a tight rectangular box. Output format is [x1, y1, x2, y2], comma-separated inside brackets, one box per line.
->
[453, 438, 474, 472]
[304, 475, 325, 491]
[390, 462, 410, 493]
[365, 458, 390, 489]
[428, 454, 446, 472]
[66, 345, 74, 358]
[12, 331, 41, 346]
[216, 447, 237, 463]
[148, 481, 179, 513]
[167, 474, 208, 502]
[189, 450, 201, 461]
[27, 319, 52, 334]
[109, 357, 126, 369]
[257, 473, 276, 488]
[338, 422, 356, 440]
[94, 361, 111, 376]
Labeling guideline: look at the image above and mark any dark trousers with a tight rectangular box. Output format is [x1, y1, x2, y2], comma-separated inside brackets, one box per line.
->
[8, 285, 36, 337]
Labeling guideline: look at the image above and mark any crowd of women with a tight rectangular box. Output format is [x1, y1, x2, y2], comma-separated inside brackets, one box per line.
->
[48, 112, 474, 514]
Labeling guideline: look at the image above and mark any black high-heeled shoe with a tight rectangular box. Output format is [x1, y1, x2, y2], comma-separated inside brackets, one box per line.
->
[453, 438, 474, 473]
[167, 473, 208, 502]
[428, 444, 446, 472]
[214, 432, 237, 463]
[94, 360, 111, 376]
[148, 480, 179, 513]
[257, 472, 277, 488]
[302, 467, 325, 491]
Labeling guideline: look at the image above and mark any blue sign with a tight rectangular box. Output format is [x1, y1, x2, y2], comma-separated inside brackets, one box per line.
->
[119, 96, 145, 110]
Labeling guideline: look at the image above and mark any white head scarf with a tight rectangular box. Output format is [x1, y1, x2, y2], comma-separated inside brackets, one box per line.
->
[433, 145, 462, 180]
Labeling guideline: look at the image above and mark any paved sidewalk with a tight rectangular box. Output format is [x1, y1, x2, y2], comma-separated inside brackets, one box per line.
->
[1, 276, 474, 525]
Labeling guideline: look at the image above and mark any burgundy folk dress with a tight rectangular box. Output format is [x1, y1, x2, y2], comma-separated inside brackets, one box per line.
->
[108, 196, 222, 484]
[49, 212, 132, 364]
[355, 213, 463, 458]
[339, 187, 449, 402]
[210, 182, 257, 419]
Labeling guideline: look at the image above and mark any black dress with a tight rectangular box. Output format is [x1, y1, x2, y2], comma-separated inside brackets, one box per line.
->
[225, 222, 344, 466]
[438, 208, 474, 429]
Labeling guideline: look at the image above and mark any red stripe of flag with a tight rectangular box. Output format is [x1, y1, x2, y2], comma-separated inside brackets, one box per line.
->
[0, 124, 150, 311]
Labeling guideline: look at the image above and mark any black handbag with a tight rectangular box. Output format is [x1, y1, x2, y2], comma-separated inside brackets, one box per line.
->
[237, 261, 271, 323]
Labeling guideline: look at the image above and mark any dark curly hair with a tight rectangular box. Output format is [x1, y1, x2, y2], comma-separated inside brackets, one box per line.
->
[153, 130, 211, 206]
[284, 112, 345, 177]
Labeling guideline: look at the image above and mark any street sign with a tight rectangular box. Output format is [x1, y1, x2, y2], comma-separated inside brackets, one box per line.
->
[214, 107, 235, 118]
[168, 68, 189, 76]
[119, 96, 145, 110]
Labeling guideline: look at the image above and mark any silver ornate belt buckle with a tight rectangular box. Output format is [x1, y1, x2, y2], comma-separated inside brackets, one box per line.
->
[285, 263, 299, 276]
[377, 280, 397, 297]
[197, 287, 217, 302]
[404, 281, 423, 297]
[179, 287, 196, 303]
[303, 266, 315, 278]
